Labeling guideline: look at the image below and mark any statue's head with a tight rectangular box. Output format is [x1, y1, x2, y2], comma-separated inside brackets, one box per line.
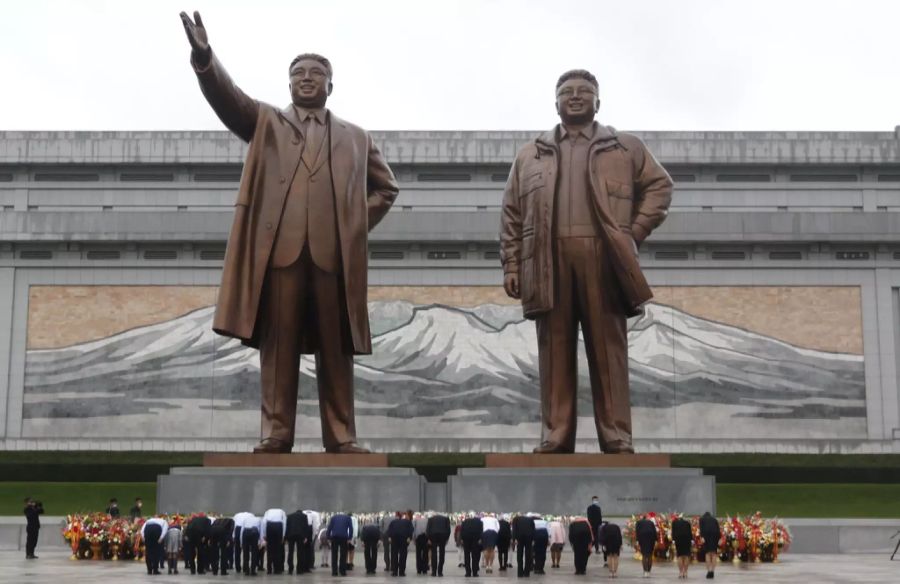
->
[555, 69, 600, 126]
[289, 53, 333, 109]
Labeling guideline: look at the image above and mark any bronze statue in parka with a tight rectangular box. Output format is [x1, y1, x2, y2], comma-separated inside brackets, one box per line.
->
[500, 69, 672, 454]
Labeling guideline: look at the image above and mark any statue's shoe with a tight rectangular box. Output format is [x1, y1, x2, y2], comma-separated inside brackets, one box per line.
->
[532, 441, 573, 454]
[253, 437, 293, 453]
[604, 441, 635, 454]
[326, 442, 371, 454]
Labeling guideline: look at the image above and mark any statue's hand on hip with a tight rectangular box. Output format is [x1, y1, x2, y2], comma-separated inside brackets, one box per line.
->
[179, 10, 211, 67]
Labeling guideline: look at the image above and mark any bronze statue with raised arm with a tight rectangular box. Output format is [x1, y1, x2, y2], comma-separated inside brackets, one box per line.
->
[500, 69, 673, 454]
[179, 11, 399, 454]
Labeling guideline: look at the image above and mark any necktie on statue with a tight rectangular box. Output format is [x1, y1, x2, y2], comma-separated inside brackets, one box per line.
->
[302, 114, 323, 169]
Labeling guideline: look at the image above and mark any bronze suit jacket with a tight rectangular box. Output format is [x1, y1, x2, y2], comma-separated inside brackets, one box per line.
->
[500, 124, 672, 318]
[193, 52, 399, 353]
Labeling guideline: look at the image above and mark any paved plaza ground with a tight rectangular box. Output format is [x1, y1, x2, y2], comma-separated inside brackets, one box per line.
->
[1, 550, 898, 584]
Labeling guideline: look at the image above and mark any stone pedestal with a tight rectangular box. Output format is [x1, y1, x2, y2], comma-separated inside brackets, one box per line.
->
[157, 467, 423, 514]
[448, 467, 715, 516]
[484, 453, 671, 467]
[203, 452, 388, 467]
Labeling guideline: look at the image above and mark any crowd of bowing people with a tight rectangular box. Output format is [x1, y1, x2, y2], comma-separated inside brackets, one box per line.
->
[138, 499, 721, 579]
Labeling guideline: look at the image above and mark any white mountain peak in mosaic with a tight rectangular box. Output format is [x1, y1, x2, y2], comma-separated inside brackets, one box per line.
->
[24, 301, 865, 431]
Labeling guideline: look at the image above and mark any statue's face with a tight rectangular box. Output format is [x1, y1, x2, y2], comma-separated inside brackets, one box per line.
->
[289, 58, 332, 108]
[555, 78, 599, 125]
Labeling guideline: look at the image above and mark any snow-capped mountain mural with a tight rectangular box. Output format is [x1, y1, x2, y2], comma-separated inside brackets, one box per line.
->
[22, 300, 866, 441]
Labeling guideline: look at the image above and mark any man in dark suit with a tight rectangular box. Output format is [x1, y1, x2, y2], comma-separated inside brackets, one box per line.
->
[512, 513, 535, 577]
[460, 514, 484, 578]
[387, 512, 414, 577]
[587, 496, 603, 553]
[360, 522, 382, 574]
[425, 513, 451, 577]
[497, 515, 512, 572]
[285, 509, 309, 575]
[184, 514, 212, 574]
[327, 512, 353, 576]
[179, 11, 399, 454]
[23, 498, 43, 559]
[209, 516, 235, 576]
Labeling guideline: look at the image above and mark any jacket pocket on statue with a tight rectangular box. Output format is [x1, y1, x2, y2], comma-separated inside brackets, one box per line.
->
[605, 178, 634, 227]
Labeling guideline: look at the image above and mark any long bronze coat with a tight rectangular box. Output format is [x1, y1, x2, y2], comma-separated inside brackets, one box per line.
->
[500, 124, 672, 318]
[193, 52, 399, 353]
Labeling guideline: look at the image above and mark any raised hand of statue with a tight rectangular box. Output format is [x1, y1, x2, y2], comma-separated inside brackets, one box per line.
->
[179, 10, 211, 67]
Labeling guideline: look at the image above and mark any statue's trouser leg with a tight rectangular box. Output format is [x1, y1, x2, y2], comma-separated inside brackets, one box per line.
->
[259, 252, 310, 446]
[310, 260, 357, 449]
[536, 239, 580, 451]
[536, 237, 631, 452]
[575, 238, 631, 450]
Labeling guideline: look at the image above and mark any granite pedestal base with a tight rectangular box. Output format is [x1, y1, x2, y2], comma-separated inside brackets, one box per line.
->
[448, 467, 715, 515]
[157, 467, 424, 514]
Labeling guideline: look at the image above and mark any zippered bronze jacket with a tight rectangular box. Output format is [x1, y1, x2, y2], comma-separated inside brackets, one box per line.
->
[500, 124, 672, 318]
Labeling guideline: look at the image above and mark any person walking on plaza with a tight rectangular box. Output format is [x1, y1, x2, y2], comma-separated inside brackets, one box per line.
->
[460, 513, 483, 577]
[209, 515, 235, 576]
[533, 514, 549, 574]
[285, 508, 309, 575]
[360, 521, 382, 574]
[262, 507, 287, 574]
[481, 513, 500, 573]
[568, 516, 593, 575]
[426, 512, 451, 577]
[231, 510, 253, 573]
[672, 515, 693, 579]
[635, 515, 657, 578]
[141, 515, 168, 576]
[497, 514, 512, 571]
[23, 497, 43, 560]
[129, 497, 143, 521]
[164, 521, 182, 575]
[413, 512, 430, 575]
[512, 512, 535, 577]
[548, 517, 566, 569]
[387, 511, 414, 577]
[699, 512, 721, 579]
[328, 511, 354, 576]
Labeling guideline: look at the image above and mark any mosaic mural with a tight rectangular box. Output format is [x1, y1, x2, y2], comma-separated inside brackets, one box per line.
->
[22, 286, 867, 441]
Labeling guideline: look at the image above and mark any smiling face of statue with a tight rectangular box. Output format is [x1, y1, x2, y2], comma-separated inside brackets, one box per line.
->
[555, 74, 600, 127]
[289, 57, 332, 109]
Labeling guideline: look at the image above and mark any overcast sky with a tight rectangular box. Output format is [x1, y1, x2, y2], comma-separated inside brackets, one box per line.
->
[2, 0, 898, 132]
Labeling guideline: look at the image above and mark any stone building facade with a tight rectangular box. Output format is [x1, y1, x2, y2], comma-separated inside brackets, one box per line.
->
[1, 130, 899, 452]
